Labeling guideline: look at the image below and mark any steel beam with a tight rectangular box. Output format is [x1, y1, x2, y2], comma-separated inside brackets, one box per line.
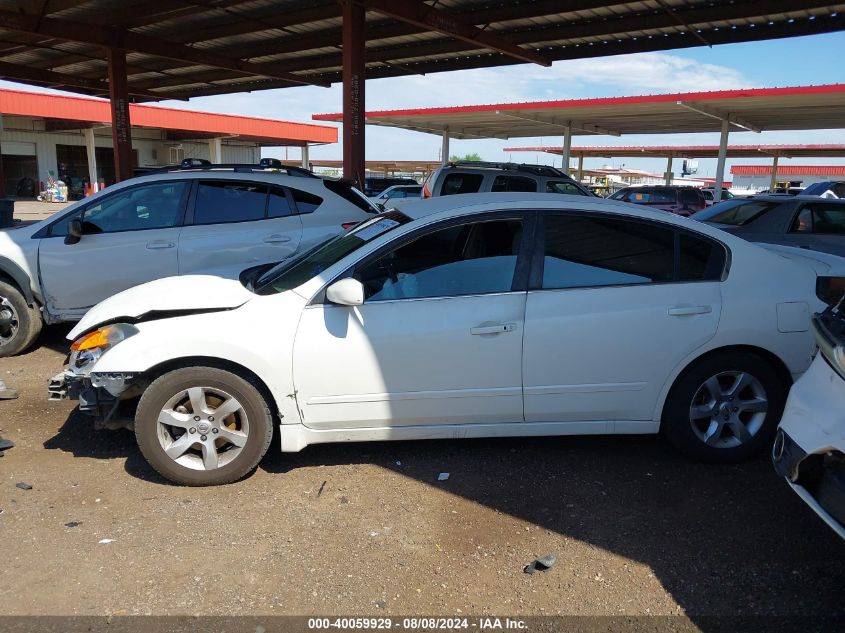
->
[0, 60, 166, 100]
[676, 101, 762, 133]
[107, 47, 133, 183]
[342, 1, 366, 188]
[0, 9, 328, 88]
[364, 0, 551, 67]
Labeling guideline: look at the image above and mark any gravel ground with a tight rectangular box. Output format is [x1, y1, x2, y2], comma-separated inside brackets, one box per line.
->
[0, 326, 843, 623]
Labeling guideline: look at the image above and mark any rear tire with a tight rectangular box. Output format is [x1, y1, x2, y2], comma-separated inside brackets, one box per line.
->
[661, 351, 788, 462]
[135, 366, 274, 486]
[0, 280, 42, 357]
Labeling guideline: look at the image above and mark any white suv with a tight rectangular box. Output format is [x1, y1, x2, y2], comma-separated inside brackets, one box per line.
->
[0, 160, 377, 356]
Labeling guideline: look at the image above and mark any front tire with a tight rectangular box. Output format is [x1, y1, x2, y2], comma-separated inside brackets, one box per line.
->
[661, 351, 788, 462]
[0, 280, 42, 357]
[135, 367, 274, 486]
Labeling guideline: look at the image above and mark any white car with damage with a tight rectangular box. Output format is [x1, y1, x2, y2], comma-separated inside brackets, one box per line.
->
[50, 193, 836, 485]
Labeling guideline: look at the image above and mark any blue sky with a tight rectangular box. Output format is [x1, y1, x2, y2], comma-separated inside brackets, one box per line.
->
[2, 31, 844, 177]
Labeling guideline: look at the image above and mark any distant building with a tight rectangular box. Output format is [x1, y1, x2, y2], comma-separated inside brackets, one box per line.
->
[731, 165, 845, 191]
[0, 88, 335, 197]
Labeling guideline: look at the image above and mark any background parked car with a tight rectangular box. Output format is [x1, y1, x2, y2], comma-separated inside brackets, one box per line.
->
[370, 184, 422, 208]
[362, 176, 418, 197]
[608, 185, 707, 216]
[802, 181, 845, 199]
[701, 188, 736, 206]
[774, 301, 845, 539]
[692, 195, 845, 258]
[421, 162, 592, 198]
[0, 160, 377, 357]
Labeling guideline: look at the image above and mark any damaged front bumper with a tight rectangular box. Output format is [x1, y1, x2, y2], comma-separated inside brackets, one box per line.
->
[48, 369, 139, 430]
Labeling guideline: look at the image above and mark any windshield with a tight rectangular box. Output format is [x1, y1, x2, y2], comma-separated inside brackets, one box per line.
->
[253, 210, 412, 295]
[693, 199, 778, 226]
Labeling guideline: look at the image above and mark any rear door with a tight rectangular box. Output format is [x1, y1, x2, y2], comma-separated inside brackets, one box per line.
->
[522, 212, 724, 428]
[783, 202, 845, 256]
[178, 179, 303, 277]
[38, 180, 188, 316]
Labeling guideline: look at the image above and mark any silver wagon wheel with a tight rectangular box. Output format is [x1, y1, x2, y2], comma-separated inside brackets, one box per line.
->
[688, 370, 768, 449]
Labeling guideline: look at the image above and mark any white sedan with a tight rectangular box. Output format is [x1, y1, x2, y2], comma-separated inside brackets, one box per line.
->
[53, 193, 826, 485]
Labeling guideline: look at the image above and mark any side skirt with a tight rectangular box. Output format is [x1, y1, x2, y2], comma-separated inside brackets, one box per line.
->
[279, 420, 658, 453]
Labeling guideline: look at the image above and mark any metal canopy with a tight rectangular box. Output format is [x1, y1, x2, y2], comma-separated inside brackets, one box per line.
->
[0, 1, 843, 102]
[505, 144, 845, 159]
[314, 84, 845, 139]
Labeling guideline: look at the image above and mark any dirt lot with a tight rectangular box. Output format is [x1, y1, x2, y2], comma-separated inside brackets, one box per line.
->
[1, 326, 844, 623]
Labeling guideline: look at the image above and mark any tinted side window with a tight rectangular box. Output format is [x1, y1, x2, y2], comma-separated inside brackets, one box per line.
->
[491, 175, 537, 193]
[440, 173, 484, 195]
[193, 181, 266, 225]
[292, 188, 323, 214]
[679, 233, 723, 281]
[679, 189, 702, 204]
[268, 187, 294, 218]
[547, 180, 585, 195]
[542, 215, 674, 289]
[699, 200, 777, 226]
[807, 204, 845, 235]
[356, 219, 523, 301]
[71, 181, 188, 234]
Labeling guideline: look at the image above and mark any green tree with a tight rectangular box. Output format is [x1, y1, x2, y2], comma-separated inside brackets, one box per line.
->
[449, 152, 483, 162]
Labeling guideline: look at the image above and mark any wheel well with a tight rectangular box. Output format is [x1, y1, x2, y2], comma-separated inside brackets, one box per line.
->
[140, 356, 281, 420]
[662, 344, 793, 420]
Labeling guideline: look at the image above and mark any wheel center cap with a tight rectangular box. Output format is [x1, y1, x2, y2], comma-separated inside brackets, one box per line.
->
[197, 422, 211, 435]
[718, 403, 731, 420]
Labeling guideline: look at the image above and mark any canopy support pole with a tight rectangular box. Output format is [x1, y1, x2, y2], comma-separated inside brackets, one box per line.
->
[342, 0, 366, 189]
[441, 128, 450, 166]
[107, 47, 133, 183]
[769, 155, 779, 192]
[208, 137, 223, 163]
[714, 119, 730, 200]
[664, 155, 673, 185]
[83, 128, 99, 192]
[301, 144, 310, 169]
[576, 154, 584, 182]
[561, 125, 572, 173]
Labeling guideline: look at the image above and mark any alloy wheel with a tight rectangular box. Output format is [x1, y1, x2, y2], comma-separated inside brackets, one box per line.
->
[688, 371, 768, 449]
[0, 296, 20, 348]
[156, 386, 250, 471]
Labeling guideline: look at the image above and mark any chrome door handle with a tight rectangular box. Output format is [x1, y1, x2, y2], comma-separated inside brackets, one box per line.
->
[146, 240, 175, 249]
[264, 234, 292, 244]
[470, 323, 517, 335]
[668, 305, 712, 316]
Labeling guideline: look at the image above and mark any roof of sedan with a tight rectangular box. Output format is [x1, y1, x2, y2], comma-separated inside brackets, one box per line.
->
[392, 192, 672, 221]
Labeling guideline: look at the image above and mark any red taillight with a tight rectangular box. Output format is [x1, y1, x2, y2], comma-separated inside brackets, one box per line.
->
[817, 276, 845, 306]
[422, 183, 432, 198]
[341, 222, 357, 230]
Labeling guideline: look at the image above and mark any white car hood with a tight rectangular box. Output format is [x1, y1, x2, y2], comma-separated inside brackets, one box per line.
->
[69, 275, 254, 339]
[759, 243, 845, 276]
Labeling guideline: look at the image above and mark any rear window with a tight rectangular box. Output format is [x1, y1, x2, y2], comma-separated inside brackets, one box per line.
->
[323, 180, 377, 214]
[547, 180, 588, 195]
[491, 175, 537, 193]
[679, 189, 703, 204]
[694, 200, 778, 226]
[440, 173, 484, 195]
[291, 188, 323, 214]
[627, 189, 676, 204]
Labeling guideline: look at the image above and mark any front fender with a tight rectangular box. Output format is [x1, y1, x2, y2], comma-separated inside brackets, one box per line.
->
[89, 299, 303, 425]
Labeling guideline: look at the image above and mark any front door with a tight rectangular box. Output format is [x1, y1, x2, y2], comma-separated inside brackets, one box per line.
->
[38, 180, 188, 317]
[522, 213, 724, 426]
[292, 214, 529, 430]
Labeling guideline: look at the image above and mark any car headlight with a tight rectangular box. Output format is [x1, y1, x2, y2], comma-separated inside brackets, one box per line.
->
[70, 323, 138, 371]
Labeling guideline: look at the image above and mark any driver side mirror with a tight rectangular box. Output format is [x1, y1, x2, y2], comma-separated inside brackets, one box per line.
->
[325, 278, 364, 306]
[65, 218, 83, 245]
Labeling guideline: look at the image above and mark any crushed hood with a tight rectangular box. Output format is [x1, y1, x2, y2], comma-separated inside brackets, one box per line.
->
[68, 275, 254, 340]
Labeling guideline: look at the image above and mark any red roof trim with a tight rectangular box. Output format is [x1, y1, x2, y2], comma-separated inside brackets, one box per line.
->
[505, 144, 845, 153]
[313, 84, 845, 121]
[731, 165, 845, 176]
[0, 88, 336, 144]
